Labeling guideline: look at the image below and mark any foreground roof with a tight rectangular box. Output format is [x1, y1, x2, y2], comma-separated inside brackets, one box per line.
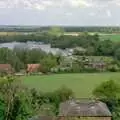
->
[59, 99, 112, 117]
[28, 116, 55, 120]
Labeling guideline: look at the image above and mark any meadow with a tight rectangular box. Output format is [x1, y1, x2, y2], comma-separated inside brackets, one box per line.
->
[64, 32, 120, 42]
[0, 32, 21, 36]
[100, 34, 120, 42]
[23, 72, 120, 98]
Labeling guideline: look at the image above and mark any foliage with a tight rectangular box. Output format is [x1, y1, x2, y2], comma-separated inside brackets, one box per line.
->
[0, 76, 34, 120]
[0, 76, 74, 119]
[1, 31, 120, 59]
[114, 48, 120, 60]
[0, 98, 5, 120]
[40, 54, 58, 73]
[0, 47, 58, 73]
[107, 64, 120, 72]
[1, 30, 120, 74]
[93, 80, 120, 120]
[93, 80, 120, 99]
[47, 26, 64, 36]
[0, 48, 23, 72]
[1, 26, 120, 33]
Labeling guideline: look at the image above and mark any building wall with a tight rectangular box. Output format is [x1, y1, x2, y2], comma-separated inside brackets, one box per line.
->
[58, 116, 111, 120]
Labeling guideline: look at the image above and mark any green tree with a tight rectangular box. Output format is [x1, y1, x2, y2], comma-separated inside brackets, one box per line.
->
[0, 98, 5, 120]
[0, 76, 34, 120]
[114, 48, 120, 60]
[93, 80, 120, 120]
[40, 54, 57, 73]
[93, 80, 120, 99]
[48, 26, 64, 36]
[0, 48, 23, 72]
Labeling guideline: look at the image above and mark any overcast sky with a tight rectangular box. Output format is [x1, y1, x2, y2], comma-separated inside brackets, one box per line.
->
[0, 0, 120, 26]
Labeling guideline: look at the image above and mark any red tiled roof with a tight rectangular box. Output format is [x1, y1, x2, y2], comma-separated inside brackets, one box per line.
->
[0, 64, 12, 70]
[27, 64, 41, 73]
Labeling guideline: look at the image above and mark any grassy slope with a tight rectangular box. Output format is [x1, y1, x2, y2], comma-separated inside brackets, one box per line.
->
[23, 72, 120, 98]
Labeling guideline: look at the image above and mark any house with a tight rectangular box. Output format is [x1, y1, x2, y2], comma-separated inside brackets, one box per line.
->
[27, 64, 42, 73]
[88, 62, 107, 71]
[28, 99, 112, 120]
[58, 99, 112, 120]
[0, 64, 13, 74]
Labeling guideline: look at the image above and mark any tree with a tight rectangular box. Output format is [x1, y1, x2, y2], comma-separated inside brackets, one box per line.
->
[86, 46, 95, 55]
[115, 48, 120, 60]
[93, 80, 120, 99]
[93, 80, 120, 120]
[0, 98, 5, 120]
[40, 54, 57, 73]
[48, 26, 64, 36]
[0, 48, 23, 72]
[95, 40, 114, 56]
[46, 86, 74, 115]
[0, 76, 34, 120]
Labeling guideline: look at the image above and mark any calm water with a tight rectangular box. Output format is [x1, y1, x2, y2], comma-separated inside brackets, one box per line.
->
[0, 42, 68, 56]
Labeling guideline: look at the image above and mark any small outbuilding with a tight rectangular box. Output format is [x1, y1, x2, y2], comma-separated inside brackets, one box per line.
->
[27, 64, 42, 73]
[58, 99, 112, 120]
[0, 64, 14, 74]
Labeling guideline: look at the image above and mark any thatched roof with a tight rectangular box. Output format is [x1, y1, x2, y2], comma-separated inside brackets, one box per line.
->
[58, 99, 112, 117]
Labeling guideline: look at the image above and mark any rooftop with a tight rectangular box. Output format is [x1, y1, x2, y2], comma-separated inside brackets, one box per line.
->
[59, 99, 112, 117]
[28, 116, 55, 120]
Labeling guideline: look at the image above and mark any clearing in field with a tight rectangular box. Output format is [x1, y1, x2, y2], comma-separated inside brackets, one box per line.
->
[23, 72, 120, 98]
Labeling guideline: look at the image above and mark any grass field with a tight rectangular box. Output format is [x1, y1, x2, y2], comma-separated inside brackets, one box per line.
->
[0, 32, 21, 36]
[64, 32, 120, 42]
[23, 72, 120, 98]
[100, 34, 120, 42]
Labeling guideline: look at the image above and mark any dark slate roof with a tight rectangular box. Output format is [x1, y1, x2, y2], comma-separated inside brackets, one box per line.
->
[58, 99, 112, 117]
[28, 116, 55, 120]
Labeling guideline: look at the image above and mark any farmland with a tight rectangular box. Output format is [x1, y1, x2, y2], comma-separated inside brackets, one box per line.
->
[0, 32, 22, 36]
[23, 72, 120, 98]
[65, 32, 120, 42]
[99, 34, 120, 42]
[0, 31, 120, 42]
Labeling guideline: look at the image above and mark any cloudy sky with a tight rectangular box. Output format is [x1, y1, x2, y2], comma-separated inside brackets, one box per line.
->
[0, 0, 120, 26]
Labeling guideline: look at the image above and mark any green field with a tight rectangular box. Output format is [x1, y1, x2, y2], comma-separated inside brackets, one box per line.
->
[23, 72, 120, 98]
[88, 32, 120, 42]
[64, 32, 120, 42]
[1, 31, 120, 42]
[100, 34, 120, 42]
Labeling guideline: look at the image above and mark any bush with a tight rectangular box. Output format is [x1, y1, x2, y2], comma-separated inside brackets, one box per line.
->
[93, 80, 120, 99]
[0, 99, 5, 120]
[107, 64, 120, 72]
[93, 80, 120, 120]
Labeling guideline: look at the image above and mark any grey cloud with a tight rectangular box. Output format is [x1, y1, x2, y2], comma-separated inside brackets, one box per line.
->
[0, 0, 120, 25]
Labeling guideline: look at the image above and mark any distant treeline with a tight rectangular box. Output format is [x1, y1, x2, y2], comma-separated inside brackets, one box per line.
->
[0, 33, 101, 49]
[1, 26, 120, 33]
[1, 33, 120, 58]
